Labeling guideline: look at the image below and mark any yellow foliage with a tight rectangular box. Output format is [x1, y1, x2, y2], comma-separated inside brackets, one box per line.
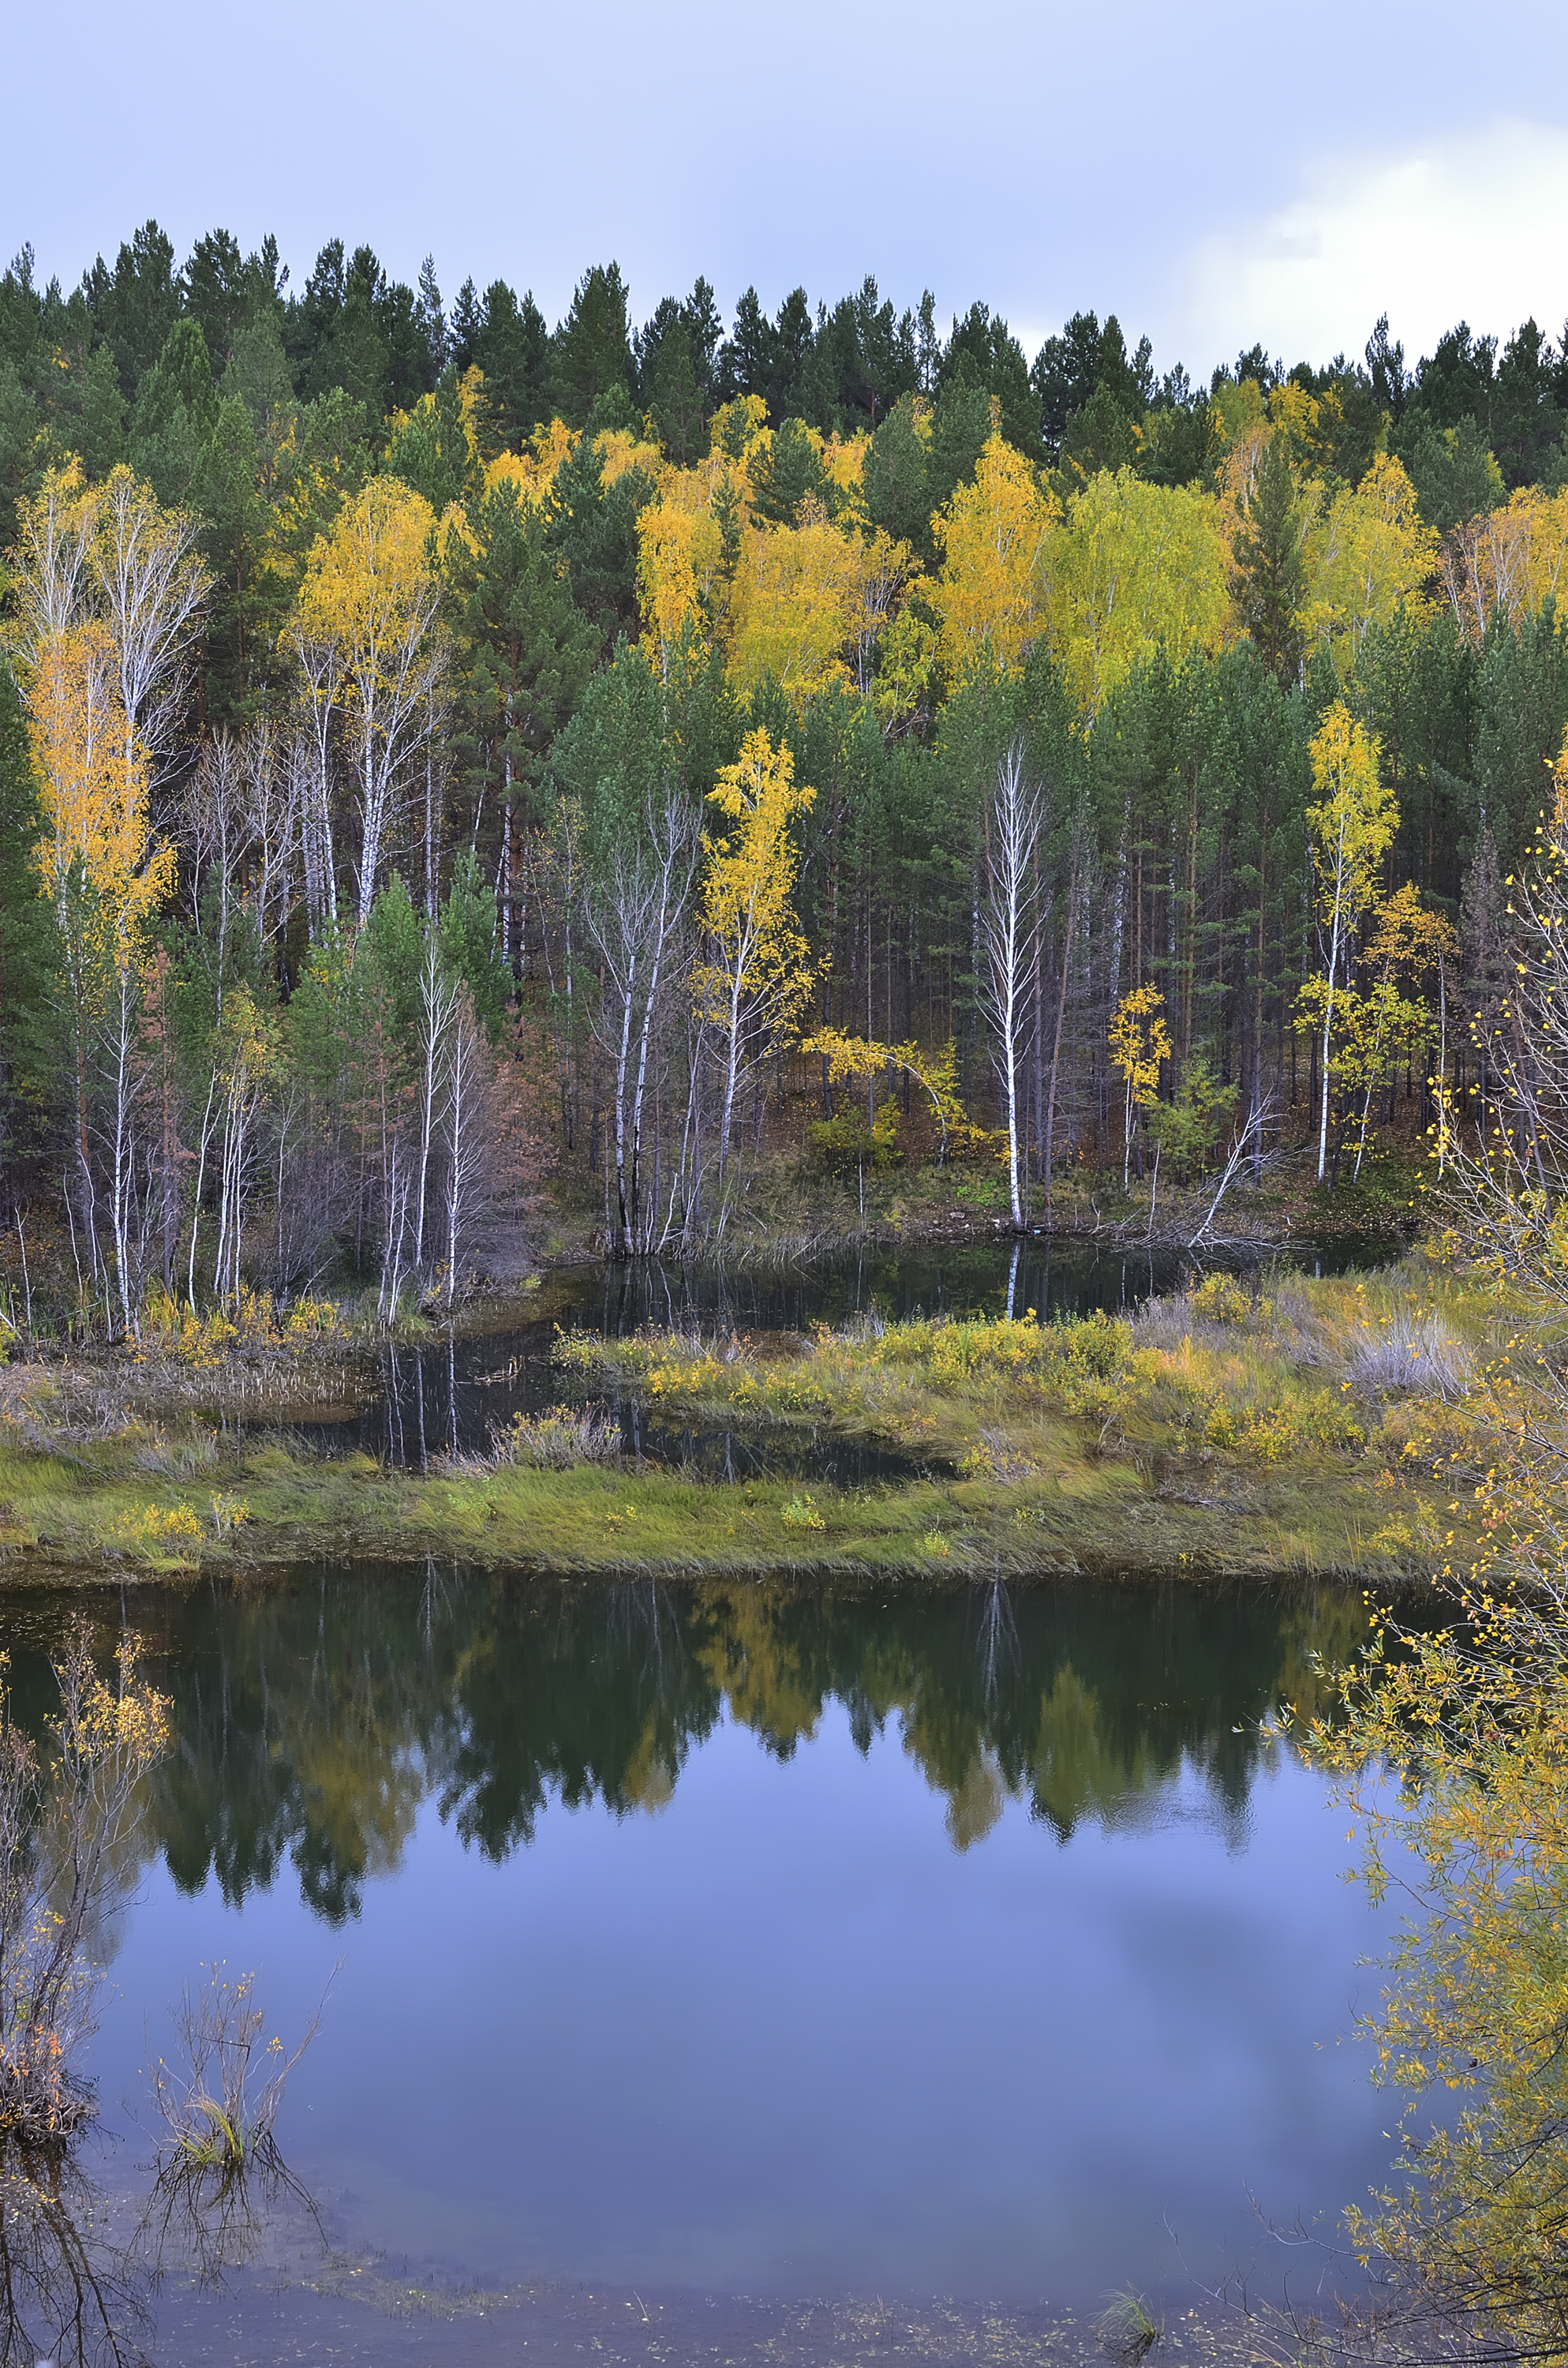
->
[111, 1501, 205, 1553]
[819, 429, 868, 502]
[138, 1278, 335, 1364]
[1307, 700, 1396, 914]
[594, 426, 665, 488]
[1108, 984, 1170, 1107]
[1211, 377, 1268, 455]
[24, 624, 174, 960]
[1042, 470, 1231, 717]
[634, 443, 754, 654]
[693, 730, 818, 1152]
[706, 395, 769, 466]
[695, 728, 814, 1006]
[636, 495, 725, 651]
[384, 364, 485, 475]
[728, 508, 867, 698]
[636, 429, 899, 695]
[799, 1029, 967, 1155]
[930, 436, 1056, 684]
[870, 599, 937, 733]
[1440, 484, 1568, 641]
[294, 478, 438, 651]
[1303, 452, 1436, 680]
[1108, 984, 1170, 1184]
[290, 478, 443, 922]
[483, 417, 579, 510]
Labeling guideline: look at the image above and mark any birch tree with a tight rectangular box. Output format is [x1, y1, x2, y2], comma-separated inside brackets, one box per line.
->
[6, 463, 98, 661]
[11, 466, 209, 789]
[979, 742, 1043, 1227]
[211, 990, 276, 1305]
[691, 728, 816, 1178]
[90, 466, 209, 784]
[290, 481, 444, 927]
[441, 989, 489, 1306]
[23, 625, 175, 1325]
[588, 785, 700, 1256]
[1304, 701, 1396, 1182]
[414, 933, 461, 1276]
[1108, 985, 1171, 1194]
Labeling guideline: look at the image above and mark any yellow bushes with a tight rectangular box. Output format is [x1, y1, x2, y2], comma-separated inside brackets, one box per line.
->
[1201, 1391, 1364, 1462]
[562, 1269, 1490, 1496]
[137, 1284, 340, 1368]
[1190, 1271, 1253, 1325]
[110, 1501, 204, 1553]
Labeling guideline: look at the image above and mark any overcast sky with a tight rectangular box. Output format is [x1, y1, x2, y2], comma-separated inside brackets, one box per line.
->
[8, 0, 1568, 380]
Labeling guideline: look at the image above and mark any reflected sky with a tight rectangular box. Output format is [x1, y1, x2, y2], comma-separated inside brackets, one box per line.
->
[13, 1568, 1403, 2313]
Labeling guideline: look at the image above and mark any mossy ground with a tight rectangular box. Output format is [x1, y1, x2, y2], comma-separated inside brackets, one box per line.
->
[0, 1250, 1506, 1587]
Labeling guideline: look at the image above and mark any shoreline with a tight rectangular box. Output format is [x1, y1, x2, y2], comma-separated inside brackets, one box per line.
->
[0, 1253, 1486, 1593]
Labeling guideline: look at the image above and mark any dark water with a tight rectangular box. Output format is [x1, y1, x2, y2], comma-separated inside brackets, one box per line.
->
[0, 1566, 1400, 2362]
[306, 1233, 1401, 1468]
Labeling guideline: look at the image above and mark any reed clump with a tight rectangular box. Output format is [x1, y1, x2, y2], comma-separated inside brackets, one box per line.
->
[479, 1403, 623, 1472]
[147, 1962, 324, 2174]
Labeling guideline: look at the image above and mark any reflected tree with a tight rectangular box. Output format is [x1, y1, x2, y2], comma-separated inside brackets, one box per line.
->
[11, 1572, 1370, 1913]
[0, 2148, 149, 2368]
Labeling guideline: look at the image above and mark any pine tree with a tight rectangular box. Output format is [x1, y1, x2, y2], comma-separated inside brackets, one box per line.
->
[1233, 428, 1305, 684]
[415, 255, 448, 384]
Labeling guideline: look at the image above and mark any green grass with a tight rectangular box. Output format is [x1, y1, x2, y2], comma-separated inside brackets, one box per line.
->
[0, 1425, 1467, 1586]
[0, 1250, 1506, 1586]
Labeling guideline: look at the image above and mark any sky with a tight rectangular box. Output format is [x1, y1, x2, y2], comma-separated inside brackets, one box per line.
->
[7, 0, 1568, 381]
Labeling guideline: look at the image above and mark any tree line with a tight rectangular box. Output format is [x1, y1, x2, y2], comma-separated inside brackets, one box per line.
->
[2, 220, 1567, 1321]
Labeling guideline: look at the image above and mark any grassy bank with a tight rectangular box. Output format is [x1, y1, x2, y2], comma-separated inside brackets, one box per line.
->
[0, 1253, 1501, 1587]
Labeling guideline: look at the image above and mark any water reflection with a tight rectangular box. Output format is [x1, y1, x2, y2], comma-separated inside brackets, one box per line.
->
[134, 2142, 323, 2294]
[0, 2148, 149, 2368]
[7, 1572, 1368, 1924]
[294, 1233, 1400, 1468]
[0, 2130, 330, 2366]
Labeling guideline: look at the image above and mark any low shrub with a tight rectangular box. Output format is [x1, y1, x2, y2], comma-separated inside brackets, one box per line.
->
[1190, 1272, 1251, 1326]
[492, 1404, 622, 1470]
[138, 1284, 342, 1369]
[111, 1501, 205, 1553]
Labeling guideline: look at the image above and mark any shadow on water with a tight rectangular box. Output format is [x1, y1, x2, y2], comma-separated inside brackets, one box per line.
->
[0, 2145, 149, 2368]
[0, 2132, 329, 2368]
[292, 1233, 1401, 1472]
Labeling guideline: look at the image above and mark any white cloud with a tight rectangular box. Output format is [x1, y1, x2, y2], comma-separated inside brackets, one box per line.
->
[1177, 120, 1568, 372]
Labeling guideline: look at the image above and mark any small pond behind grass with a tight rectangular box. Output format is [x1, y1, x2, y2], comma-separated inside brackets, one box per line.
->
[298, 1231, 1403, 1471]
[0, 1564, 1405, 2362]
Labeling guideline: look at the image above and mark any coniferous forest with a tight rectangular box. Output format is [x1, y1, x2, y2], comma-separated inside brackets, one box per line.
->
[2, 221, 1568, 1317]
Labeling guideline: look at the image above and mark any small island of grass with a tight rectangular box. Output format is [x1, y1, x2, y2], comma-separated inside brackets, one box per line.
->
[0, 1253, 1499, 1587]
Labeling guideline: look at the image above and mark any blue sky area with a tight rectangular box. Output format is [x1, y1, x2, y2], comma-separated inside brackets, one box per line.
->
[9, 0, 1568, 377]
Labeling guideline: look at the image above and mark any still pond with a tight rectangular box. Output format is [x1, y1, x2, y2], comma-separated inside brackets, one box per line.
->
[0, 1236, 1410, 2361]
